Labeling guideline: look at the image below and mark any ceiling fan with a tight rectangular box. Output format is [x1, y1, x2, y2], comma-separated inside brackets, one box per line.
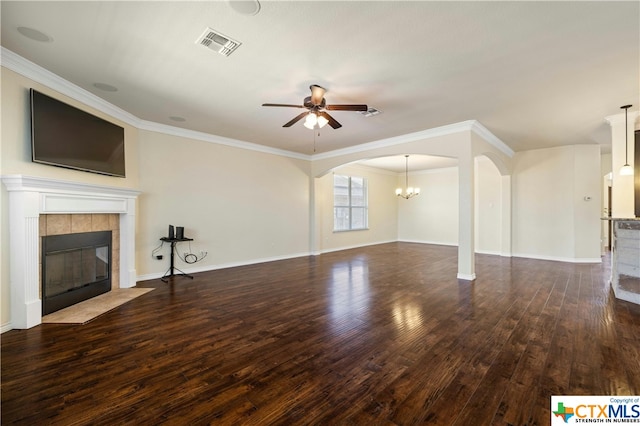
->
[262, 85, 368, 129]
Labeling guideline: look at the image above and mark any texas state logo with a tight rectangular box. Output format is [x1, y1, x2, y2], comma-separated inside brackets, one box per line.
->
[551, 396, 640, 425]
[553, 401, 575, 423]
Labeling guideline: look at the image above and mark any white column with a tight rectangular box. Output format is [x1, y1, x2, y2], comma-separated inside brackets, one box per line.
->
[308, 176, 320, 255]
[119, 198, 137, 288]
[9, 191, 42, 329]
[500, 174, 512, 257]
[458, 151, 476, 280]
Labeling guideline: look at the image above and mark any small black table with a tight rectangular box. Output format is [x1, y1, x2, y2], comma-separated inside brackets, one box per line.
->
[160, 237, 194, 282]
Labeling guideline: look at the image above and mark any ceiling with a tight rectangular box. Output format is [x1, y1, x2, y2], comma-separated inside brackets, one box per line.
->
[1, 1, 639, 172]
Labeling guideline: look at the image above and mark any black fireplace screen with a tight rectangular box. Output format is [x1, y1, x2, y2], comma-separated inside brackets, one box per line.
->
[42, 231, 112, 315]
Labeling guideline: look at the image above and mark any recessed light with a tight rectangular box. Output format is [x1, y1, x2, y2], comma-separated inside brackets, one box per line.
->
[227, 0, 261, 16]
[17, 26, 53, 43]
[93, 82, 118, 92]
[169, 116, 186, 122]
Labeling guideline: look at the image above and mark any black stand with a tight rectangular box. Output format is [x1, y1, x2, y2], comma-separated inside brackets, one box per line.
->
[160, 237, 194, 282]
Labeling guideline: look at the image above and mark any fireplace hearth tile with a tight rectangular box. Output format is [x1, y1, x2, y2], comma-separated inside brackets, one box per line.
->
[41, 288, 154, 324]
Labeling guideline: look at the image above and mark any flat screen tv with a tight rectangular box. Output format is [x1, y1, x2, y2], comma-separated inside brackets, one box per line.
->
[30, 89, 125, 177]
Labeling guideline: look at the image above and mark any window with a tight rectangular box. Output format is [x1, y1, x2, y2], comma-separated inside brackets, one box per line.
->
[334, 174, 368, 231]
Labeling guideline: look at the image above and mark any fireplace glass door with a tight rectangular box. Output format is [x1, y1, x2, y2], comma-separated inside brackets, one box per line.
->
[45, 246, 109, 296]
[42, 231, 112, 315]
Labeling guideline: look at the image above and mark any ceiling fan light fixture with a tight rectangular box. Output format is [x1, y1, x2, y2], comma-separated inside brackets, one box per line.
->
[304, 113, 317, 129]
[262, 84, 367, 130]
[317, 115, 328, 129]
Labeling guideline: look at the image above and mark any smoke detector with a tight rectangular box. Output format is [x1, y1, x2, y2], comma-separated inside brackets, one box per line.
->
[196, 27, 241, 57]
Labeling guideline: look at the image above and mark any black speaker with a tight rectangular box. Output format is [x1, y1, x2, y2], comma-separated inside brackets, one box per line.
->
[176, 226, 184, 239]
[168, 225, 174, 239]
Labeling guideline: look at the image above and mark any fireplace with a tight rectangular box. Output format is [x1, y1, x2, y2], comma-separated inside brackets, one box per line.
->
[2, 175, 140, 330]
[42, 231, 112, 315]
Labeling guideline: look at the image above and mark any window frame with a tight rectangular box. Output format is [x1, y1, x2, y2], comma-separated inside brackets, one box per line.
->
[333, 174, 369, 232]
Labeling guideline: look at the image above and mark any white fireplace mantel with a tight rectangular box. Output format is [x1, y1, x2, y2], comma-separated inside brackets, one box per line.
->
[2, 175, 141, 329]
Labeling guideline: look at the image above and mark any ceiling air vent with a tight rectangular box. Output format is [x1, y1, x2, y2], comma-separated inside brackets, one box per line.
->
[361, 107, 381, 117]
[196, 27, 241, 57]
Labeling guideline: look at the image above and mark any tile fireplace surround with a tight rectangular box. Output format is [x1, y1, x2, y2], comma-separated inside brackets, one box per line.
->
[2, 175, 140, 330]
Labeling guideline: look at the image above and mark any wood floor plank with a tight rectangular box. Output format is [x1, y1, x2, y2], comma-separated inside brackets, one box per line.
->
[2, 243, 639, 425]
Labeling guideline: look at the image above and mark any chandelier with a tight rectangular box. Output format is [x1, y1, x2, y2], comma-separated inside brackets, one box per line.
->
[396, 155, 420, 199]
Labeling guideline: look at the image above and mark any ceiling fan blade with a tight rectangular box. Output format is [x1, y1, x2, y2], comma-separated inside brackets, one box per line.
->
[283, 111, 309, 127]
[319, 111, 342, 129]
[310, 85, 326, 105]
[262, 103, 306, 108]
[325, 104, 368, 111]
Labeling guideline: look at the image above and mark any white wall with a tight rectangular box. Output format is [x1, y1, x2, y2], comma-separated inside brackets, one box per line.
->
[512, 145, 601, 262]
[317, 164, 398, 253]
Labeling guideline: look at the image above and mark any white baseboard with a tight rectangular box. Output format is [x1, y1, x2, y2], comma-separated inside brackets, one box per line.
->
[137, 251, 311, 282]
[511, 253, 602, 264]
[397, 238, 457, 247]
[1, 322, 13, 333]
[135, 243, 602, 283]
[319, 239, 396, 254]
[457, 273, 477, 281]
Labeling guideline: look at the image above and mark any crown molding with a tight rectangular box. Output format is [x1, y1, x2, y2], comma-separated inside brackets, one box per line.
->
[137, 120, 311, 161]
[312, 121, 475, 161]
[2, 47, 513, 162]
[313, 120, 514, 160]
[1, 47, 141, 128]
[469, 120, 515, 157]
[604, 110, 640, 126]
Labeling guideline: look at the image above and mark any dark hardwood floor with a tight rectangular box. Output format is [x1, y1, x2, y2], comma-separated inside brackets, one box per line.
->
[2, 243, 639, 425]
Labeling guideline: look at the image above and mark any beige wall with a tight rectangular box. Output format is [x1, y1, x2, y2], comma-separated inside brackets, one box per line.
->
[512, 145, 601, 262]
[0, 61, 606, 330]
[1, 69, 139, 187]
[135, 130, 312, 278]
[398, 167, 459, 246]
[1, 68, 140, 328]
[396, 156, 504, 254]
[316, 163, 398, 253]
[475, 156, 503, 255]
